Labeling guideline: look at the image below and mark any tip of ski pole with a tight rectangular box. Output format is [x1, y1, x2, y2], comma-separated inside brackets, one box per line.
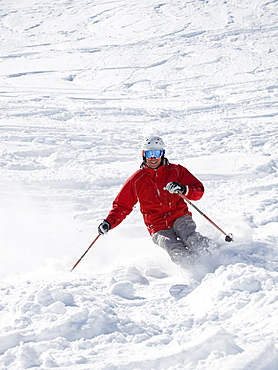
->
[225, 233, 234, 242]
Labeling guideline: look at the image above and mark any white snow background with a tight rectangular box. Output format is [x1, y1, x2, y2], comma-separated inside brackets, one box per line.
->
[0, 0, 278, 369]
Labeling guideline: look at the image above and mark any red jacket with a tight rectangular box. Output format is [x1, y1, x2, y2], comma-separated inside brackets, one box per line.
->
[105, 159, 204, 235]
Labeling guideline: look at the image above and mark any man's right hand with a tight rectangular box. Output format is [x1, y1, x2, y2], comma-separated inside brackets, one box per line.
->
[98, 220, 111, 235]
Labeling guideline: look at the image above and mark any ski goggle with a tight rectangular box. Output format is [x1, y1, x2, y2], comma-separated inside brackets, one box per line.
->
[143, 149, 165, 159]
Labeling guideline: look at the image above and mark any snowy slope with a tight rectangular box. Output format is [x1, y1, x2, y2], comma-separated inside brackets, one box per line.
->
[0, 0, 278, 369]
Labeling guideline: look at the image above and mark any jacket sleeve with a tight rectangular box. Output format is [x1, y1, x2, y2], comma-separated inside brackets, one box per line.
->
[178, 165, 204, 201]
[105, 176, 138, 229]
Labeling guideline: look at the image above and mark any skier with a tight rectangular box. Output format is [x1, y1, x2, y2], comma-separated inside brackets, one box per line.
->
[98, 136, 212, 267]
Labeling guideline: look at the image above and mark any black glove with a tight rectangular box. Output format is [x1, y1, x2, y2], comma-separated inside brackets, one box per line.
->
[164, 182, 187, 194]
[98, 220, 111, 235]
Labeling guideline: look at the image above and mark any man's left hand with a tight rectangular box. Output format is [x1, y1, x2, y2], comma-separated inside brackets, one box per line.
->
[164, 182, 187, 194]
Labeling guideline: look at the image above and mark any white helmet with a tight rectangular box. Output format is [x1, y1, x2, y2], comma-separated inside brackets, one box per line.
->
[141, 136, 166, 151]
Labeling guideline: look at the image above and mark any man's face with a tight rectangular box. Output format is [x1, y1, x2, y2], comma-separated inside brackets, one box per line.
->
[146, 156, 162, 169]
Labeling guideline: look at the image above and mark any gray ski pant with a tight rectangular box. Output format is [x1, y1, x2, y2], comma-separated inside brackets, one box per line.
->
[152, 214, 210, 266]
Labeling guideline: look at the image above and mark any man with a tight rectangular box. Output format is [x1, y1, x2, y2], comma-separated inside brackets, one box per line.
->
[98, 136, 211, 267]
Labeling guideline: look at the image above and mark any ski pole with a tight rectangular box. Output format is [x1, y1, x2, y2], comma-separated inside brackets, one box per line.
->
[179, 193, 233, 242]
[70, 234, 101, 272]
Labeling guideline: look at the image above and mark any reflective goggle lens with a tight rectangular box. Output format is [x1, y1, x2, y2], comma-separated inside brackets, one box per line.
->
[144, 149, 164, 159]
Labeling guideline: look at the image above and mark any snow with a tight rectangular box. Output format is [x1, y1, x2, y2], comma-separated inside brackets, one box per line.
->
[0, 0, 277, 368]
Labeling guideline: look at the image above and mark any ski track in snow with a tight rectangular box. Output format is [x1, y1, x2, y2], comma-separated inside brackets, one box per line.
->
[0, 0, 278, 369]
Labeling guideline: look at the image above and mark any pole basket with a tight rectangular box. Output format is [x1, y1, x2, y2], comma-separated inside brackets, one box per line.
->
[225, 233, 234, 242]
